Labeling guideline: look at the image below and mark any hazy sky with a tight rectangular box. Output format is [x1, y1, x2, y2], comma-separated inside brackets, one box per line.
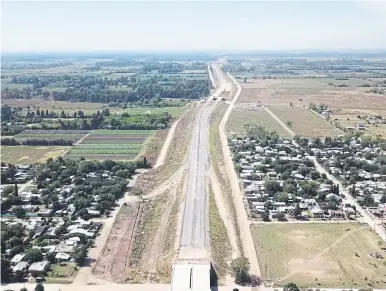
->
[2, 1, 386, 52]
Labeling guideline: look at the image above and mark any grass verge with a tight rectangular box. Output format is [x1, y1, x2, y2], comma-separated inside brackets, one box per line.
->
[209, 103, 243, 255]
[157, 173, 185, 282]
[209, 183, 232, 282]
[133, 103, 197, 194]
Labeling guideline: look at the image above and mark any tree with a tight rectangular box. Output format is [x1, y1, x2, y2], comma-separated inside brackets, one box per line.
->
[24, 248, 43, 263]
[231, 257, 251, 285]
[264, 180, 282, 194]
[1, 258, 11, 283]
[35, 283, 44, 291]
[262, 210, 270, 222]
[2, 186, 14, 196]
[277, 212, 286, 221]
[310, 171, 320, 180]
[277, 192, 289, 203]
[294, 203, 301, 217]
[72, 245, 88, 265]
[13, 206, 26, 219]
[284, 283, 300, 291]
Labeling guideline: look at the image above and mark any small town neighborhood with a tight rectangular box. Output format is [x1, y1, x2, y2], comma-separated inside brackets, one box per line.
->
[230, 127, 386, 225]
[1, 158, 139, 283]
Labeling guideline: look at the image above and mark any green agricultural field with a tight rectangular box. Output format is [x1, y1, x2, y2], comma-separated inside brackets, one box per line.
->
[14, 131, 89, 142]
[121, 106, 187, 118]
[66, 130, 154, 161]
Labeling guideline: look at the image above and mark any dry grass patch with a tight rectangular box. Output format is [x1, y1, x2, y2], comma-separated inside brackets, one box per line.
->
[157, 174, 185, 281]
[1, 146, 70, 164]
[209, 103, 242, 254]
[1, 98, 46, 107]
[251, 223, 386, 288]
[133, 103, 197, 194]
[127, 181, 180, 283]
[227, 105, 291, 138]
[267, 105, 343, 137]
[239, 78, 386, 110]
[138, 128, 170, 166]
[209, 184, 232, 283]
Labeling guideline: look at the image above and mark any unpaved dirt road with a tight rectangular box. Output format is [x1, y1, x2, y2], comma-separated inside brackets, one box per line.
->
[218, 71, 263, 279]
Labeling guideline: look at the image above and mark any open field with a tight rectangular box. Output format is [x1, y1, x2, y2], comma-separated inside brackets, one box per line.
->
[3, 98, 188, 117]
[14, 130, 89, 142]
[121, 106, 187, 118]
[226, 105, 291, 138]
[1, 98, 47, 107]
[239, 78, 386, 110]
[39, 101, 108, 112]
[266, 105, 343, 137]
[251, 223, 386, 288]
[1, 146, 70, 164]
[66, 130, 154, 160]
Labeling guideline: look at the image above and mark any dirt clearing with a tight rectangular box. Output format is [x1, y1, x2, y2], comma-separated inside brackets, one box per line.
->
[251, 223, 386, 288]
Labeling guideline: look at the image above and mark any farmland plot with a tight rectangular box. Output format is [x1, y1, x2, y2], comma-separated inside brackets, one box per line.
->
[15, 130, 89, 142]
[66, 130, 154, 161]
[266, 105, 343, 137]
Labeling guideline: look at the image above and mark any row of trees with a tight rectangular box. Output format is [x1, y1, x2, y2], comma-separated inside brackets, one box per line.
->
[1, 138, 73, 146]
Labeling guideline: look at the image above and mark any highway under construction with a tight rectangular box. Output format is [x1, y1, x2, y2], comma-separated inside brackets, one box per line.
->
[170, 63, 232, 291]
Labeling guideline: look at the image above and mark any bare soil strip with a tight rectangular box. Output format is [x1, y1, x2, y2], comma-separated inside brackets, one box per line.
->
[92, 202, 141, 282]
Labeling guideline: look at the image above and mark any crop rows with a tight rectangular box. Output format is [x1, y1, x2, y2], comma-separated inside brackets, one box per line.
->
[14, 130, 89, 142]
[65, 129, 153, 161]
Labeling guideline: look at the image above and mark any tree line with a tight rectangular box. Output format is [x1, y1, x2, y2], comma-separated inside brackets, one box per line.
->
[2, 76, 211, 103]
[1, 138, 73, 146]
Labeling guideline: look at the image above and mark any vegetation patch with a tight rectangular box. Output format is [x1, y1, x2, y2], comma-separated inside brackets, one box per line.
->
[209, 103, 242, 254]
[209, 183, 232, 282]
[133, 103, 197, 194]
[66, 130, 154, 161]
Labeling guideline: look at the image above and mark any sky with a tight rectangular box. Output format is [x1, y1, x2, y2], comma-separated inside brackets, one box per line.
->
[1, 1, 386, 52]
